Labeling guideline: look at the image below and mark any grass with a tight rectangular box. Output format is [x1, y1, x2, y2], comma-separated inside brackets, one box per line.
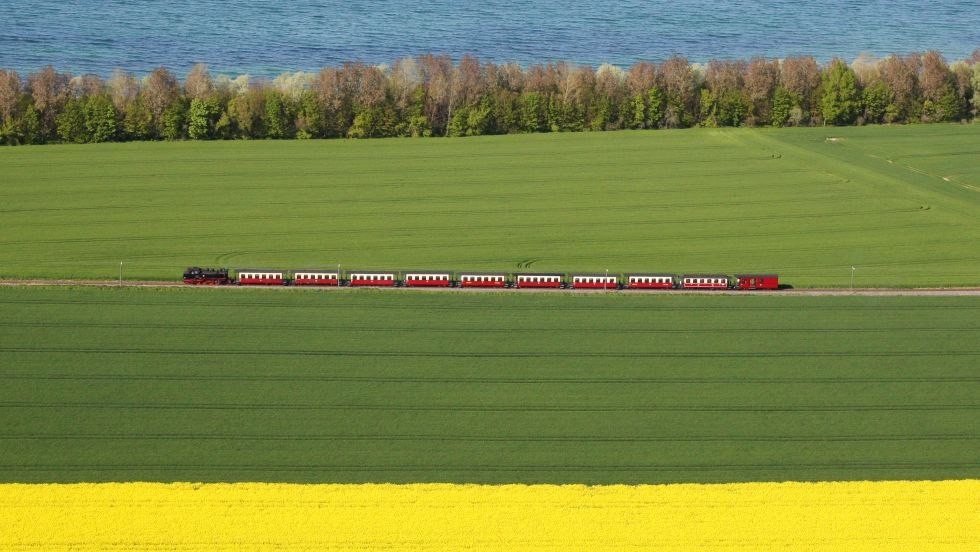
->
[1, 285, 977, 484]
[0, 125, 978, 287]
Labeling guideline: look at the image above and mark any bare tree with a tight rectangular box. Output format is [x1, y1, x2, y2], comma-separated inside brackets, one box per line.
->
[71, 74, 104, 98]
[0, 69, 21, 123]
[919, 50, 951, 102]
[595, 63, 627, 104]
[551, 62, 574, 104]
[273, 71, 314, 101]
[951, 61, 973, 106]
[627, 61, 657, 96]
[418, 54, 453, 132]
[456, 54, 486, 106]
[705, 59, 746, 94]
[524, 64, 556, 95]
[28, 65, 70, 112]
[390, 57, 422, 110]
[107, 69, 140, 111]
[143, 67, 180, 120]
[566, 65, 596, 108]
[315, 67, 343, 112]
[184, 63, 214, 100]
[744, 58, 780, 123]
[27, 65, 71, 132]
[659, 55, 700, 126]
[214, 73, 250, 97]
[779, 56, 820, 119]
[357, 64, 388, 108]
[879, 54, 920, 120]
[850, 52, 881, 86]
[496, 62, 525, 93]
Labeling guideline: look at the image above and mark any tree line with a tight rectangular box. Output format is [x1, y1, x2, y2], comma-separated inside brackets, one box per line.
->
[1, 50, 978, 145]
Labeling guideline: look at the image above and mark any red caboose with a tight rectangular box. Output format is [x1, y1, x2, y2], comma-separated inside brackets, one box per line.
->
[735, 274, 779, 290]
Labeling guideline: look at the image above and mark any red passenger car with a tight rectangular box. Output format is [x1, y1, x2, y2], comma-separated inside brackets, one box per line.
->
[515, 273, 563, 289]
[624, 274, 675, 289]
[236, 269, 286, 286]
[459, 273, 507, 288]
[736, 274, 779, 290]
[293, 270, 340, 286]
[404, 272, 451, 287]
[570, 274, 618, 289]
[348, 272, 397, 286]
[681, 274, 729, 289]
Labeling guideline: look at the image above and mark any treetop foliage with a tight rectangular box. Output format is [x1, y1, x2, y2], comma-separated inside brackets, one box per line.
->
[0, 50, 977, 145]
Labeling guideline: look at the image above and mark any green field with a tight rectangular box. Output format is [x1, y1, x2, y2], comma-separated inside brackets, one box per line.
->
[1, 286, 977, 484]
[1, 125, 978, 286]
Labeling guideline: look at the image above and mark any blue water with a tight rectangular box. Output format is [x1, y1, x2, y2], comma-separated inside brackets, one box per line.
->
[2, 0, 978, 77]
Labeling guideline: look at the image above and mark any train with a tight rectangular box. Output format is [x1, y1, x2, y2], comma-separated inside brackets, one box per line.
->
[183, 267, 780, 290]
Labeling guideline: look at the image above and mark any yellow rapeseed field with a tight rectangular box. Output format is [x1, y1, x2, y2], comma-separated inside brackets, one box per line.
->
[1, 480, 976, 551]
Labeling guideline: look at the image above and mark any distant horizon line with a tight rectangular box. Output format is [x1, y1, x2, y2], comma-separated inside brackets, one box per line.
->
[4, 47, 978, 79]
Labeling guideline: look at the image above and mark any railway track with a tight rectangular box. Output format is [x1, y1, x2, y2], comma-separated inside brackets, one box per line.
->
[2, 279, 979, 296]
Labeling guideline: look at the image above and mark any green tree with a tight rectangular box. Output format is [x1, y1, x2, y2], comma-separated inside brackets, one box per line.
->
[546, 95, 565, 132]
[295, 90, 324, 139]
[589, 97, 612, 131]
[0, 118, 22, 145]
[84, 95, 117, 142]
[718, 90, 748, 126]
[698, 89, 718, 127]
[626, 93, 646, 129]
[56, 98, 87, 143]
[123, 97, 152, 140]
[214, 112, 233, 139]
[406, 114, 431, 137]
[646, 87, 665, 128]
[347, 108, 378, 138]
[263, 90, 293, 139]
[770, 86, 799, 127]
[21, 104, 42, 144]
[972, 64, 980, 118]
[862, 81, 890, 124]
[465, 97, 494, 136]
[820, 60, 861, 125]
[662, 93, 689, 128]
[517, 92, 544, 132]
[491, 91, 519, 133]
[187, 96, 221, 139]
[160, 100, 187, 140]
[376, 104, 401, 137]
[404, 87, 432, 137]
[227, 90, 265, 139]
[921, 85, 962, 122]
[446, 105, 469, 137]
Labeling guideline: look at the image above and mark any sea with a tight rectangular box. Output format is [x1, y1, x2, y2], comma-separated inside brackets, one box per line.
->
[2, 0, 978, 77]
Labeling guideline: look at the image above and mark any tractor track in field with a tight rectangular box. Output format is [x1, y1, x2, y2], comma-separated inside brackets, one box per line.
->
[1, 279, 980, 296]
